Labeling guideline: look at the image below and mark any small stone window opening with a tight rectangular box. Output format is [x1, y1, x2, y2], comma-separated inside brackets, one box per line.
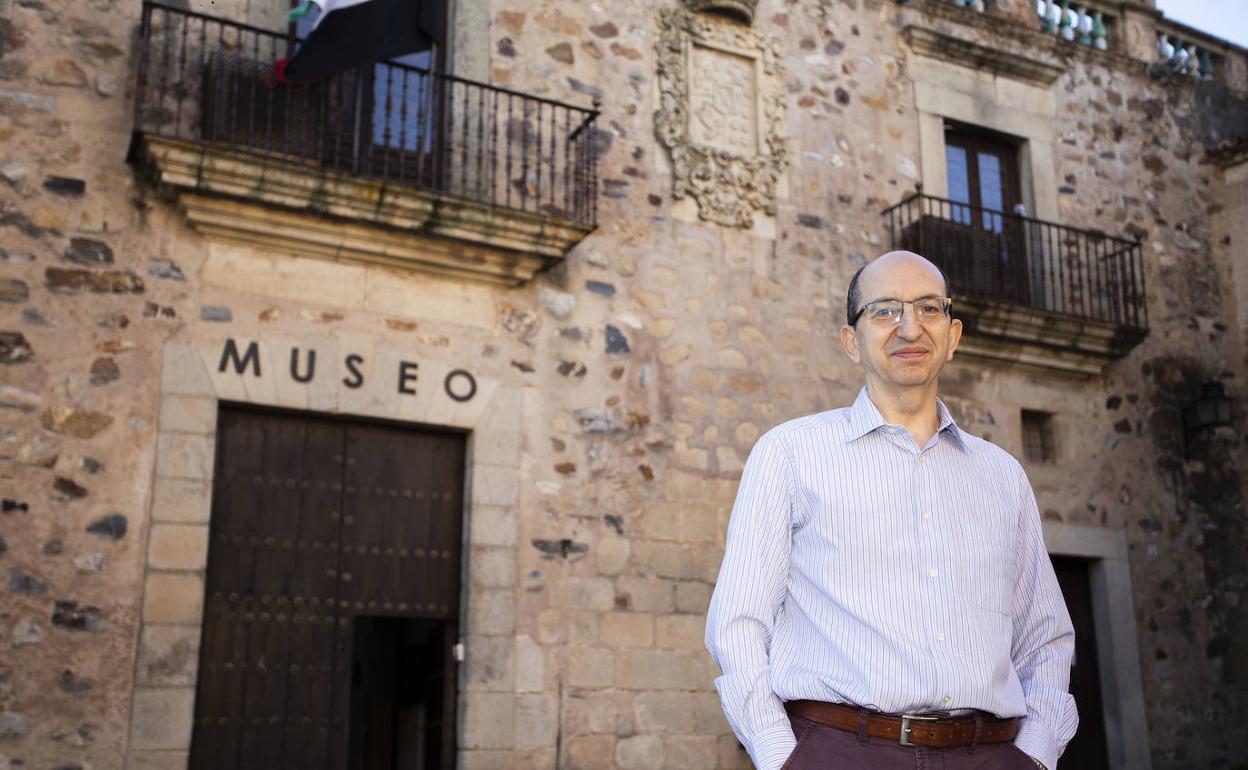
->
[1021, 410, 1056, 464]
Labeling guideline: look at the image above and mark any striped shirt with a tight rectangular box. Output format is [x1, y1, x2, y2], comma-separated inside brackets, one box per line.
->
[705, 388, 1077, 770]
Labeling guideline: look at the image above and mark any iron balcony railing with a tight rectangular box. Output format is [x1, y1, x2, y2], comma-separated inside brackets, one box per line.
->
[883, 193, 1148, 330]
[134, 2, 599, 227]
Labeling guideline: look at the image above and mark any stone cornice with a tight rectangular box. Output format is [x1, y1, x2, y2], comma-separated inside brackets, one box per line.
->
[902, 25, 1065, 86]
[953, 297, 1148, 377]
[131, 135, 592, 287]
[906, 0, 1138, 76]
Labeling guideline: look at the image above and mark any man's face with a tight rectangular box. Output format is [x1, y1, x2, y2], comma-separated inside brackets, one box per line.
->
[839, 255, 962, 391]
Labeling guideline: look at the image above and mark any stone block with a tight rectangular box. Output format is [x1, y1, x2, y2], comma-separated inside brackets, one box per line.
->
[150, 478, 211, 524]
[41, 406, 113, 438]
[656, 614, 706, 650]
[160, 343, 214, 397]
[127, 750, 189, 770]
[158, 396, 217, 434]
[599, 612, 654, 648]
[142, 573, 205, 624]
[469, 505, 517, 547]
[464, 635, 514, 691]
[515, 635, 546, 692]
[664, 734, 719, 769]
[675, 581, 713, 614]
[565, 577, 615, 610]
[565, 691, 632, 736]
[641, 502, 684, 541]
[692, 691, 730, 733]
[664, 470, 708, 500]
[568, 611, 601, 645]
[474, 385, 524, 435]
[616, 649, 704, 691]
[514, 693, 559, 751]
[471, 429, 523, 467]
[467, 589, 515, 635]
[632, 540, 696, 579]
[634, 691, 695, 733]
[136, 625, 201, 686]
[364, 268, 496, 330]
[536, 608, 564, 645]
[469, 546, 516, 588]
[202, 242, 366, 310]
[460, 750, 512, 770]
[595, 536, 630, 575]
[614, 576, 674, 613]
[567, 645, 614, 688]
[680, 503, 723, 544]
[470, 464, 520, 507]
[565, 735, 615, 770]
[717, 733, 754, 769]
[129, 687, 195, 750]
[147, 524, 209, 571]
[154, 432, 215, 481]
[616, 734, 664, 770]
[461, 693, 515, 750]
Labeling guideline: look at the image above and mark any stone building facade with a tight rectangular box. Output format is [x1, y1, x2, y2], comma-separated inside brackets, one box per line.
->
[1, 0, 1247, 768]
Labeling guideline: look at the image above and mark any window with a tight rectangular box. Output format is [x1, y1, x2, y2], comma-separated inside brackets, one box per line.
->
[936, 122, 1031, 305]
[944, 122, 1022, 229]
[1021, 409, 1056, 464]
[293, 1, 447, 156]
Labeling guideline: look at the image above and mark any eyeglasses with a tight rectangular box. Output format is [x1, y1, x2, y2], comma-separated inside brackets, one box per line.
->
[850, 296, 953, 326]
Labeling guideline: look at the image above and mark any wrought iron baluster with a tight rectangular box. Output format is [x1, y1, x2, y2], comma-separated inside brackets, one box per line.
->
[534, 101, 543, 213]
[459, 80, 470, 196]
[174, 11, 190, 137]
[397, 67, 410, 184]
[135, 4, 153, 130]
[475, 81, 485, 201]
[488, 88, 498, 207]
[548, 103, 557, 215]
[157, 7, 174, 134]
[246, 29, 258, 151]
[381, 63, 393, 181]
[413, 67, 429, 189]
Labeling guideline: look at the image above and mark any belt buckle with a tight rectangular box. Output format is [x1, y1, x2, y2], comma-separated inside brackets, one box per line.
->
[898, 714, 940, 747]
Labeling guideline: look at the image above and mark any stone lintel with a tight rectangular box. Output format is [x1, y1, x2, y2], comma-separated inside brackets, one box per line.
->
[903, 25, 1066, 87]
[132, 135, 592, 287]
[953, 297, 1148, 377]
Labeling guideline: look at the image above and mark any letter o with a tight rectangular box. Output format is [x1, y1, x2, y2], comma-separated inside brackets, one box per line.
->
[444, 369, 477, 402]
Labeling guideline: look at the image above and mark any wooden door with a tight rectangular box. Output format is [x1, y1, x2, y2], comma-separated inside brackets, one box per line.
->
[1052, 556, 1110, 770]
[191, 407, 465, 770]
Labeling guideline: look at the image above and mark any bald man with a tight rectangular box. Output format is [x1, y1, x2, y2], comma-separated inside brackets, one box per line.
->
[706, 252, 1077, 770]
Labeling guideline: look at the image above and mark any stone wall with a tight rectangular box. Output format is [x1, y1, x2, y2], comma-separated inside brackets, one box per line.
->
[1, 0, 1246, 768]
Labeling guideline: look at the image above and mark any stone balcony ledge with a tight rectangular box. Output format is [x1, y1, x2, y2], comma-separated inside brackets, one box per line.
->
[132, 135, 592, 287]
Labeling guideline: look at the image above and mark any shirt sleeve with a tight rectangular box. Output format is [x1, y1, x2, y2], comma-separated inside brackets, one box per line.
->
[705, 436, 799, 770]
[1009, 467, 1079, 770]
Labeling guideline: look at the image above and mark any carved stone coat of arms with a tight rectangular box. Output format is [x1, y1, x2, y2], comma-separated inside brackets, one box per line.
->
[654, 7, 788, 228]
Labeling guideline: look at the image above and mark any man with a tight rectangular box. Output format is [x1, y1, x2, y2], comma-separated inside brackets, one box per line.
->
[705, 251, 1076, 770]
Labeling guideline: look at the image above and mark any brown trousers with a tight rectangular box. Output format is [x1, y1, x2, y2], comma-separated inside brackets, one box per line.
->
[781, 715, 1040, 770]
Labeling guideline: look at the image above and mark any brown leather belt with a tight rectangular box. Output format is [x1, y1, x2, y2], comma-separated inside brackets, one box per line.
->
[785, 700, 1020, 749]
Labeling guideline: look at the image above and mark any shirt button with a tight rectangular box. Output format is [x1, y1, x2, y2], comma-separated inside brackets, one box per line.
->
[941, 695, 951, 705]
[935, 633, 945, 642]
[922, 511, 932, 521]
[918, 454, 927, 464]
[928, 568, 938, 578]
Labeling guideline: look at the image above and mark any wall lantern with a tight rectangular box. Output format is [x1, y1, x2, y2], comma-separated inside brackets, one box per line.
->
[1182, 382, 1234, 441]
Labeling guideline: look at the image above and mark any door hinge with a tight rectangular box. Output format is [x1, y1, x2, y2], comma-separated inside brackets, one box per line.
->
[453, 641, 465, 662]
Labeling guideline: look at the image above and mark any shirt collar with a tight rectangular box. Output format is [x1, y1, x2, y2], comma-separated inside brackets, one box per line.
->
[843, 387, 968, 451]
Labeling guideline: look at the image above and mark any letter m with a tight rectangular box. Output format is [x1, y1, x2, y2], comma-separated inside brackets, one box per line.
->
[218, 339, 261, 377]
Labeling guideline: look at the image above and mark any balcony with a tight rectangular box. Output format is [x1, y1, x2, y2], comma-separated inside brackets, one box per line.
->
[128, 2, 599, 286]
[883, 193, 1148, 376]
